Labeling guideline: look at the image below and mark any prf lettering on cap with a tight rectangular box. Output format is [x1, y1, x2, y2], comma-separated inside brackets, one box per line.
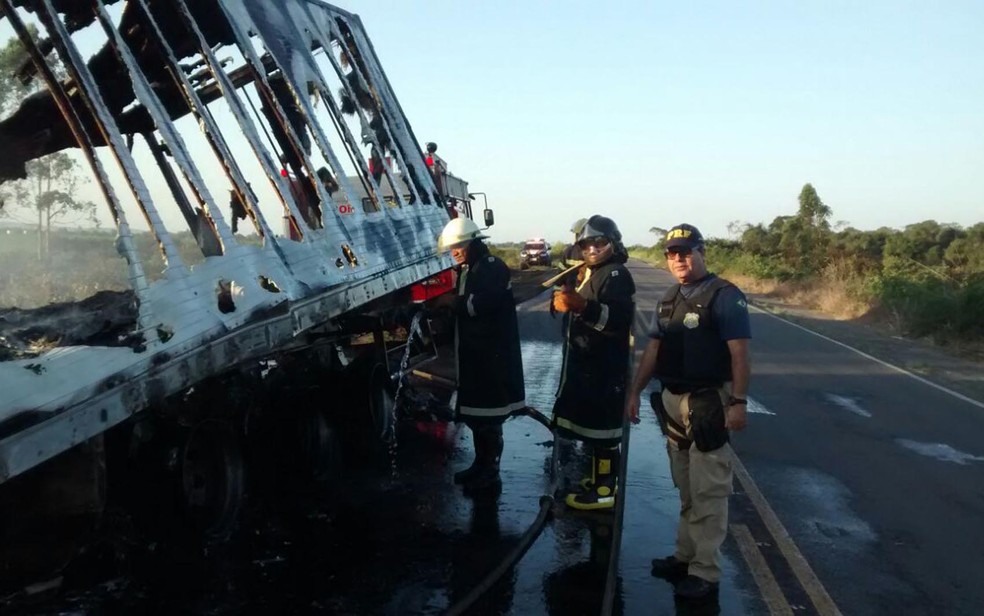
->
[667, 228, 692, 240]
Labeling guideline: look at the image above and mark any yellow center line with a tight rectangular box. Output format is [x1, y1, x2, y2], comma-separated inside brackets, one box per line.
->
[733, 455, 843, 616]
[730, 523, 794, 616]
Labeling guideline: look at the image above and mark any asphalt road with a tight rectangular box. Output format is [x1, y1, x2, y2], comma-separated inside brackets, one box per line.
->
[5, 260, 983, 615]
[627, 258, 984, 616]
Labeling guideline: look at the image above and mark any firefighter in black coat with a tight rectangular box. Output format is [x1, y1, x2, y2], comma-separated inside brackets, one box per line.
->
[436, 217, 526, 495]
[551, 215, 636, 510]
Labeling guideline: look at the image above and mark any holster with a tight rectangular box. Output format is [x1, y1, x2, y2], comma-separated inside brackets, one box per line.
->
[650, 390, 692, 451]
[688, 388, 729, 452]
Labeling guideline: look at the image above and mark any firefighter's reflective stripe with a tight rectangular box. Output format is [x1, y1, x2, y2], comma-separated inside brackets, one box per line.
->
[554, 416, 623, 441]
[590, 305, 609, 331]
[459, 400, 528, 418]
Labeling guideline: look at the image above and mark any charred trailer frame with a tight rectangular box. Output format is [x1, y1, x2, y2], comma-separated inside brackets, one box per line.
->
[0, 0, 468, 541]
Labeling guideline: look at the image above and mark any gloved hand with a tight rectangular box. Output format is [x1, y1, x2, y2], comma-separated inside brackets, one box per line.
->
[552, 290, 586, 314]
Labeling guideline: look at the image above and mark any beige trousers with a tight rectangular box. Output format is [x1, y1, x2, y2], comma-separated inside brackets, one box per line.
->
[661, 387, 733, 583]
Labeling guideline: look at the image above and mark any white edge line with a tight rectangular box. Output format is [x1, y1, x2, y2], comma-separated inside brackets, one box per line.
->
[749, 304, 984, 411]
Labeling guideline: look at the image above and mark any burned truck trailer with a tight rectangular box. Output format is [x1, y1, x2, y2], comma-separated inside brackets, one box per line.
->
[0, 0, 478, 564]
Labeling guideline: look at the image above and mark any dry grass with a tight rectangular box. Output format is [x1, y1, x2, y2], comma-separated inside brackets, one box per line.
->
[1, 230, 204, 309]
[723, 272, 869, 321]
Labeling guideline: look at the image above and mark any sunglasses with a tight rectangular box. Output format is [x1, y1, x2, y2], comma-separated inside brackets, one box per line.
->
[579, 237, 611, 250]
[664, 247, 694, 259]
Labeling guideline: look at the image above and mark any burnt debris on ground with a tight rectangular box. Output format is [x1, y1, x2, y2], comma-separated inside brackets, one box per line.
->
[0, 290, 140, 361]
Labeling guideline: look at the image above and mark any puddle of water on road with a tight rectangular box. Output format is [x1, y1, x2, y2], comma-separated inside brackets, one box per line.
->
[823, 393, 872, 418]
[762, 466, 876, 549]
[741, 464, 927, 612]
[895, 439, 984, 465]
[519, 338, 563, 417]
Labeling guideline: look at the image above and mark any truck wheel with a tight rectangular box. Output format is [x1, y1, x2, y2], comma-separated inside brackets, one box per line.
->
[0, 438, 105, 591]
[295, 408, 340, 484]
[520, 261, 529, 271]
[367, 362, 396, 443]
[181, 423, 245, 538]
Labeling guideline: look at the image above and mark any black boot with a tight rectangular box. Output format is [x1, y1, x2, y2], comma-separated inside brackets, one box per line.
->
[565, 446, 619, 511]
[453, 459, 481, 485]
[462, 466, 502, 496]
[454, 424, 498, 484]
[462, 425, 503, 496]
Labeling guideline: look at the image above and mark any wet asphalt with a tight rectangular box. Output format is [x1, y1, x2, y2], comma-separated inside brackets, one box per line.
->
[16, 258, 983, 614]
[1, 261, 765, 615]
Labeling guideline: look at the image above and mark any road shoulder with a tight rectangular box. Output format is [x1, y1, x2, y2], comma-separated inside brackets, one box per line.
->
[748, 293, 984, 404]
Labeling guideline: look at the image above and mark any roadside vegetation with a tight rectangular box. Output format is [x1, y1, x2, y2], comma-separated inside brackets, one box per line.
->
[630, 184, 984, 353]
[0, 229, 208, 308]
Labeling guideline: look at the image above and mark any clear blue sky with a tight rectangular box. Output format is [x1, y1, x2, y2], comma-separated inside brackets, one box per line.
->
[2, 1, 981, 246]
[347, 0, 983, 245]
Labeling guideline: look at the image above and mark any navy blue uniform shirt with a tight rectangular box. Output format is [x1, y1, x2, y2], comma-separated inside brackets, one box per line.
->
[647, 274, 751, 341]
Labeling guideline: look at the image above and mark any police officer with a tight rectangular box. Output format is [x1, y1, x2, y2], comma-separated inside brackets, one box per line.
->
[436, 217, 526, 495]
[552, 215, 636, 510]
[625, 223, 751, 599]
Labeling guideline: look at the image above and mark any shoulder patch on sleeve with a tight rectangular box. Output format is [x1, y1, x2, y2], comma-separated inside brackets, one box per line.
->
[488, 256, 495, 263]
[610, 270, 619, 277]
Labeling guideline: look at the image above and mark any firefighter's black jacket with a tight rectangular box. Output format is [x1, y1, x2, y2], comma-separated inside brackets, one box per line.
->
[454, 242, 526, 423]
[553, 259, 635, 446]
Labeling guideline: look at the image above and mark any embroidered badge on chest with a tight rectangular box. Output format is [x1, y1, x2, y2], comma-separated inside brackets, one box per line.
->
[683, 311, 700, 329]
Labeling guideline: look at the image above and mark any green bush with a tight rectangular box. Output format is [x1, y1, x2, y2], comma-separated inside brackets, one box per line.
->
[488, 245, 521, 269]
[867, 275, 983, 341]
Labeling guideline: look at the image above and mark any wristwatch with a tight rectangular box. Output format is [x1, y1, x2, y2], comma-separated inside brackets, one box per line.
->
[727, 396, 747, 406]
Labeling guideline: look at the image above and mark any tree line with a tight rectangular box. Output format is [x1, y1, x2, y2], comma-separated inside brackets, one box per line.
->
[642, 184, 983, 346]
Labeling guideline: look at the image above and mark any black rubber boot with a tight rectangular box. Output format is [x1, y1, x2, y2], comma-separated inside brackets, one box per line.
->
[565, 446, 619, 511]
[651, 555, 689, 580]
[454, 424, 500, 484]
[453, 460, 481, 485]
[577, 464, 595, 492]
[462, 466, 502, 496]
[462, 425, 503, 496]
[675, 575, 719, 599]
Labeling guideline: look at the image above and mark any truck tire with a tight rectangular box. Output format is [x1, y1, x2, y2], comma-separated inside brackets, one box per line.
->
[341, 360, 396, 460]
[294, 407, 340, 484]
[0, 438, 105, 591]
[367, 362, 396, 444]
[181, 423, 245, 539]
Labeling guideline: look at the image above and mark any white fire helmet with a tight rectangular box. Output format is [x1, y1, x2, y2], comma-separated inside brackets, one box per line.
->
[437, 217, 489, 251]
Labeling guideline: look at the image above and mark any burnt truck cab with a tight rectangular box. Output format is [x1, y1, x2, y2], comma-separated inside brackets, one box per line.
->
[413, 143, 494, 302]
[519, 238, 551, 269]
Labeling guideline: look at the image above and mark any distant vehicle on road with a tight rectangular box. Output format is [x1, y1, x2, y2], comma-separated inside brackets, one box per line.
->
[520, 238, 551, 269]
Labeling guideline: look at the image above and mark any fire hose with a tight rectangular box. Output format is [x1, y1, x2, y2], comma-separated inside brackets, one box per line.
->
[444, 406, 631, 616]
